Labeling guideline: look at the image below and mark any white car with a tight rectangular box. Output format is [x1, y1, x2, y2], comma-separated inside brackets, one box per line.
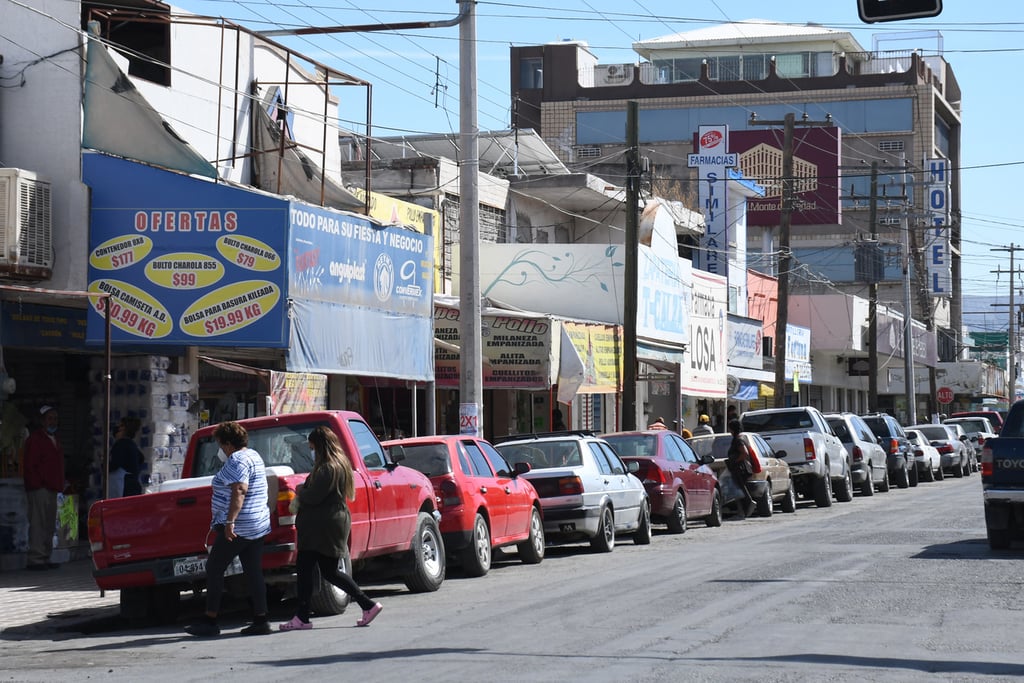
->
[905, 429, 943, 482]
[495, 433, 651, 552]
[906, 423, 971, 478]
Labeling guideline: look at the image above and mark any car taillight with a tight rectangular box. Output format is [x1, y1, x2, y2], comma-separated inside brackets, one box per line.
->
[852, 446, 863, 462]
[87, 509, 103, 552]
[277, 487, 297, 526]
[914, 448, 924, 456]
[936, 443, 954, 454]
[803, 437, 816, 461]
[978, 436, 986, 446]
[642, 467, 669, 486]
[889, 438, 899, 455]
[746, 445, 762, 473]
[439, 478, 461, 507]
[981, 446, 993, 477]
[558, 476, 584, 495]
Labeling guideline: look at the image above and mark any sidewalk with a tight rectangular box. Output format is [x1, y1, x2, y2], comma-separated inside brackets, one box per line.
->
[0, 557, 120, 636]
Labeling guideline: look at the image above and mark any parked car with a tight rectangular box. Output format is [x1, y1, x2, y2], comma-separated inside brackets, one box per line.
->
[494, 432, 651, 552]
[861, 413, 916, 488]
[906, 423, 971, 478]
[382, 434, 544, 577]
[905, 428, 943, 482]
[824, 412, 890, 496]
[739, 406, 852, 507]
[950, 409, 1005, 434]
[687, 431, 796, 517]
[943, 416, 997, 464]
[601, 429, 721, 533]
[943, 422, 977, 473]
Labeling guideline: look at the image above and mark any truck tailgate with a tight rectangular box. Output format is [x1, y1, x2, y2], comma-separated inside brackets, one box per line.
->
[90, 486, 214, 569]
[985, 439, 1024, 489]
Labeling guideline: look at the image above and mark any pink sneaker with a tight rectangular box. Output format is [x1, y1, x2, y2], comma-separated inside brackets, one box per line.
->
[278, 616, 312, 631]
[356, 603, 383, 627]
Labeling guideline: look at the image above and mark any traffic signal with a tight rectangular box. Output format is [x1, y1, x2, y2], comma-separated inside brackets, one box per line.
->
[858, 0, 942, 23]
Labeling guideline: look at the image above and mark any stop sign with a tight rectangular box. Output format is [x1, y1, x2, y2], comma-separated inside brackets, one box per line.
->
[937, 386, 954, 405]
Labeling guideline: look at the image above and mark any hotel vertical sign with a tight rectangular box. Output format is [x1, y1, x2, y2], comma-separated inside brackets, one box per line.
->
[688, 125, 737, 276]
[925, 157, 951, 297]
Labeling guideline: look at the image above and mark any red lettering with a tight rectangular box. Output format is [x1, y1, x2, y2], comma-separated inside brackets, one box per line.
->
[194, 212, 207, 231]
[179, 213, 192, 232]
[164, 211, 176, 232]
[224, 211, 238, 232]
[208, 212, 222, 232]
[150, 211, 162, 232]
[134, 211, 148, 232]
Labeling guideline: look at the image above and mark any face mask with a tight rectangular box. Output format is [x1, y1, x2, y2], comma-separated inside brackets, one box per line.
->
[46, 426, 58, 435]
[216, 448, 227, 463]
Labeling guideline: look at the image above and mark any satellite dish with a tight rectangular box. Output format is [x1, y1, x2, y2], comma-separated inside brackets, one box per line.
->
[726, 375, 740, 395]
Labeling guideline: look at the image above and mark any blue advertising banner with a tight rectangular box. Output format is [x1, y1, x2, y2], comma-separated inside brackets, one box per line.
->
[2, 302, 86, 348]
[286, 202, 434, 378]
[288, 202, 433, 316]
[84, 154, 290, 346]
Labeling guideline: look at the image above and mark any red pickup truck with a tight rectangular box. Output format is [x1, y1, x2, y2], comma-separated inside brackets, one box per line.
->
[87, 411, 445, 621]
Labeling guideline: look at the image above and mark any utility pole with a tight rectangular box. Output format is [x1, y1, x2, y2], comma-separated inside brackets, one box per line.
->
[622, 101, 639, 431]
[991, 244, 1023, 404]
[750, 112, 832, 407]
[867, 161, 879, 409]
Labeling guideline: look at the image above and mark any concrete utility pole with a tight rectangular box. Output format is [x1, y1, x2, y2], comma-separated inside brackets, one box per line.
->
[867, 161, 879, 409]
[750, 112, 831, 407]
[991, 244, 1024, 403]
[622, 101, 639, 431]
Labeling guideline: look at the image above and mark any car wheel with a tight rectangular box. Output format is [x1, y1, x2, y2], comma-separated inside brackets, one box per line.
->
[896, 464, 910, 489]
[935, 464, 945, 481]
[590, 506, 615, 552]
[633, 500, 652, 545]
[835, 466, 854, 503]
[666, 493, 687, 534]
[403, 512, 446, 592]
[877, 468, 890, 493]
[909, 463, 919, 487]
[781, 480, 797, 513]
[963, 457, 973, 477]
[517, 507, 545, 565]
[704, 489, 723, 527]
[460, 513, 492, 578]
[860, 465, 875, 496]
[988, 527, 1012, 550]
[922, 462, 935, 482]
[756, 480, 774, 517]
[310, 556, 353, 615]
[813, 473, 833, 508]
[953, 461, 964, 478]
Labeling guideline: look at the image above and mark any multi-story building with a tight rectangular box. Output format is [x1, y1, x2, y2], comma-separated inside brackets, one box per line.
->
[510, 20, 963, 412]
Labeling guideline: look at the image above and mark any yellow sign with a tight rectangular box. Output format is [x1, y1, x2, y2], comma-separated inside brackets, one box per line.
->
[563, 321, 621, 394]
[350, 187, 442, 292]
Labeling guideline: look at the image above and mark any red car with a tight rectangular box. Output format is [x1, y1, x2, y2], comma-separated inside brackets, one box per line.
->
[601, 430, 722, 532]
[382, 435, 544, 577]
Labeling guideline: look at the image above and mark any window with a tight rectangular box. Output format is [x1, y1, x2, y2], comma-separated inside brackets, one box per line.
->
[599, 443, 626, 474]
[675, 436, 700, 464]
[463, 441, 495, 477]
[83, 1, 172, 86]
[193, 421, 330, 477]
[400, 443, 452, 477]
[481, 442, 513, 477]
[519, 57, 543, 89]
[662, 436, 685, 462]
[775, 53, 811, 78]
[590, 443, 614, 474]
[349, 419, 385, 469]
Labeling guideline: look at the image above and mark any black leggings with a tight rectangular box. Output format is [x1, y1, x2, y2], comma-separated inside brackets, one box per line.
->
[295, 550, 375, 621]
[205, 527, 267, 617]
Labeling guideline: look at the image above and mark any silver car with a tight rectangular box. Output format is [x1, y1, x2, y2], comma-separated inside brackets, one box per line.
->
[943, 416, 996, 465]
[495, 433, 650, 552]
[825, 412, 890, 495]
[906, 423, 971, 478]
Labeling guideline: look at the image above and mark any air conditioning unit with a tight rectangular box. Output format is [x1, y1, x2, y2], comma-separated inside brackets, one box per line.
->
[0, 168, 53, 280]
[593, 64, 633, 87]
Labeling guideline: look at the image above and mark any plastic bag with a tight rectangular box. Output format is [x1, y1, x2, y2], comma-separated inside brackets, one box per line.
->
[719, 471, 746, 504]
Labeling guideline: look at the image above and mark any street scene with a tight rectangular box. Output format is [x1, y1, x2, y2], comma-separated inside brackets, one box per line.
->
[2, 0, 1024, 680]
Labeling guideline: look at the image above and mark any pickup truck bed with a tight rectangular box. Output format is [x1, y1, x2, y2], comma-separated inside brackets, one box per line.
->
[981, 401, 1024, 549]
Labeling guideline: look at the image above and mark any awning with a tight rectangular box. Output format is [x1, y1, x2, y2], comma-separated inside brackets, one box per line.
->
[637, 338, 685, 367]
[759, 383, 776, 398]
[728, 365, 774, 383]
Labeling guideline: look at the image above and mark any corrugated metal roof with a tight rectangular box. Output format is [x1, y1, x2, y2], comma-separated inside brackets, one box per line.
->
[633, 19, 865, 55]
[372, 129, 569, 177]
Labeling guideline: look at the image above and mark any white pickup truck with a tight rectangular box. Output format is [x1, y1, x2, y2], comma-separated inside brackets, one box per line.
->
[739, 406, 853, 508]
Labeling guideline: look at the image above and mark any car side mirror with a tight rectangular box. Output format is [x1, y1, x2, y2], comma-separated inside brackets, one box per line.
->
[388, 444, 406, 464]
[513, 461, 531, 476]
[700, 454, 715, 465]
[627, 460, 640, 474]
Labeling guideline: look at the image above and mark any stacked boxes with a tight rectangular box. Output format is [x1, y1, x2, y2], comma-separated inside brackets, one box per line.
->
[88, 356, 198, 498]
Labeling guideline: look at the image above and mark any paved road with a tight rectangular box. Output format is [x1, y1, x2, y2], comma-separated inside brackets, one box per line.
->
[1, 474, 1021, 682]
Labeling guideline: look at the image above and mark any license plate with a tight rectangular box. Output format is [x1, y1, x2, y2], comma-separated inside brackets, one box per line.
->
[173, 555, 243, 578]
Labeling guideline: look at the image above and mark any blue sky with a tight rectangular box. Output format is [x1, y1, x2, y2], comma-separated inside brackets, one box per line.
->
[172, 1, 1021, 302]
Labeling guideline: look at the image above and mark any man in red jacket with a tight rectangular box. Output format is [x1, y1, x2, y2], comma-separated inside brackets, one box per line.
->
[24, 405, 65, 570]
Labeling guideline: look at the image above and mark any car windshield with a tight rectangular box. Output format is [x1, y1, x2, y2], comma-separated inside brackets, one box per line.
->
[740, 411, 812, 432]
[192, 420, 331, 477]
[396, 443, 452, 477]
[496, 440, 582, 470]
[688, 435, 732, 459]
[827, 418, 851, 441]
[915, 426, 951, 441]
[602, 434, 656, 458]
[946, 419, 990, 433]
